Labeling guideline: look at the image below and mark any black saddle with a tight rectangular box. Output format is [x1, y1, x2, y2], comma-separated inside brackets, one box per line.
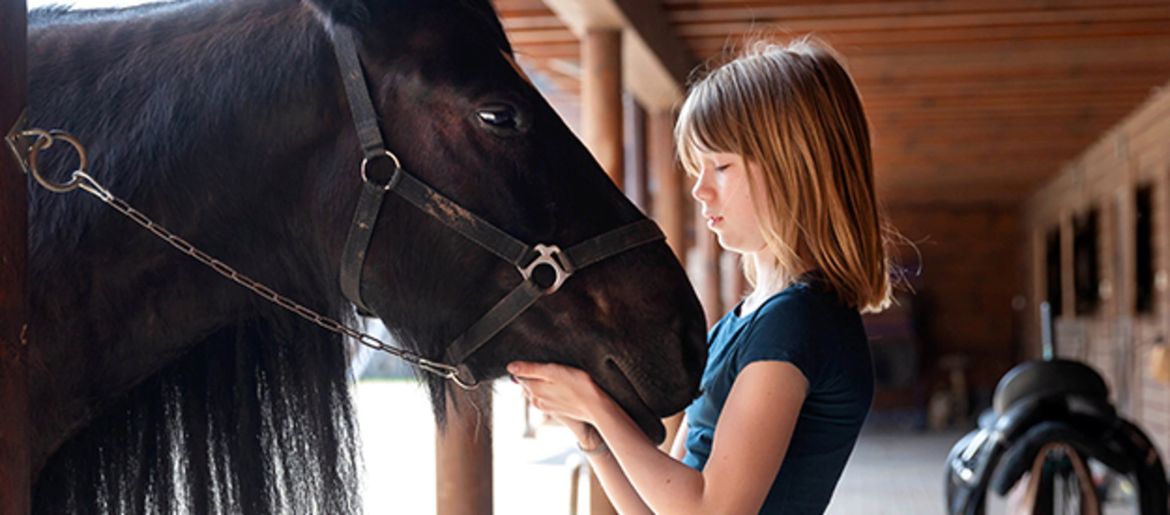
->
[945, 359, 1168, 514]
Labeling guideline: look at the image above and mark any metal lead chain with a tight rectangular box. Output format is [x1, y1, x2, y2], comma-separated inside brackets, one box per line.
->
[6, 128, 463, 383]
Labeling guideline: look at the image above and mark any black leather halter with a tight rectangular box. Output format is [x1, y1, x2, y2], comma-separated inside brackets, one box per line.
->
[329, 26, 665, 388]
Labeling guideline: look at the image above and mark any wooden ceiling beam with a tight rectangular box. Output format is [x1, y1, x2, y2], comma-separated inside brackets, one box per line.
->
[676, 25, 1170, 50]
[872, 107, 1135, 123]
[506, 28, 577, 44]
[495, 0, 1170, 204]
[875, 133, 1105, 150]
[858, 76, 1168, 97]
[661, 0, 1169, 21]
[877, 140, 1101, 154]
[666, 4, 1170, 31]
[539, 0, 697, 110]
[877, 184, 1036, 205]
[508, 15, 1170, 48]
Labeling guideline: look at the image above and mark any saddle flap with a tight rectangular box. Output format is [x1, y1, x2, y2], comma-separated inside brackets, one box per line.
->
[990, 421, 1128, 496]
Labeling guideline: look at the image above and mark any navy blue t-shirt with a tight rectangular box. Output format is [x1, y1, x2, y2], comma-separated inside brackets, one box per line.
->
[682, 275, 874, 514]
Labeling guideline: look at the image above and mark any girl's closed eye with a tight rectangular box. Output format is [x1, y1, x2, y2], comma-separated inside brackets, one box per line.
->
[714, 163, 731, 173]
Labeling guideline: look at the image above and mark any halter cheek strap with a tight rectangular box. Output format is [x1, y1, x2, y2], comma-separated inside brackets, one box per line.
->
[330, 25, 665, 389]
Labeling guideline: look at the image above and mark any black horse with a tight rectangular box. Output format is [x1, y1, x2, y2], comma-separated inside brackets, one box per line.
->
[22, 0, 707, 512]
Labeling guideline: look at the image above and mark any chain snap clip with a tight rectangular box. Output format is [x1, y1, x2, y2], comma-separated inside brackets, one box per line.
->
[6, 126, 93, 194]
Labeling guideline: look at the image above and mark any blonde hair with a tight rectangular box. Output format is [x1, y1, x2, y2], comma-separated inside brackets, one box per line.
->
[676, 36, 895, 313]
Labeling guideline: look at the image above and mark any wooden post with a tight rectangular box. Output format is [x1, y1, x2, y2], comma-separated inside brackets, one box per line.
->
[435, 388, 492, 515]
[623, 94, 648, 211]
[582, 28, 623, 185]
[648, 109, 685, 264]
[581, 27, 623, 515]
[647, 108, 690, 452]
[1, 0, 30, 512]
[1059, 210, 1074, 356]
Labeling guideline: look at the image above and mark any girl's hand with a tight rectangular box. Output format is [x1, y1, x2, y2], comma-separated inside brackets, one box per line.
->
[508, 361, 612, 448]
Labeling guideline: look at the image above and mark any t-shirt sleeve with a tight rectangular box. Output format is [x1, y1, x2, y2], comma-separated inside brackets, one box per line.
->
[732, 295, 824, 386]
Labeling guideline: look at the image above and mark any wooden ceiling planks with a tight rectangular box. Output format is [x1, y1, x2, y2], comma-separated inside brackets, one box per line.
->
[492, 0, 1170, 205]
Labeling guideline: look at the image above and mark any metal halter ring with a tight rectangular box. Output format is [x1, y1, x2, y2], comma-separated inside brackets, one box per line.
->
[520, 244, 571, 294]
[450, 364, 479, 390]
[360, 149, 402, 190]
[21, 129, 90, 193]
[415, 359, 478, 389]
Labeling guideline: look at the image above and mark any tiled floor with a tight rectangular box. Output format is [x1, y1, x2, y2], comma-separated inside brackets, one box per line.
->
[829, 424, 1148, 515]
[827, 428, 962, 514]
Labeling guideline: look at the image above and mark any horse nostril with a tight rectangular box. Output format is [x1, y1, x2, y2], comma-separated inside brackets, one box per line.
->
[602, 356, 627, 383]
[603, 355, 618, 368]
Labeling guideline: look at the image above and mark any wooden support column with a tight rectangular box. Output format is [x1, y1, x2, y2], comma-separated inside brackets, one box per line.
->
[1, 0, 30, 512]
[1059, 209, 1074, 356]
[647, 108, 688, 451]
[623, 94, 648, 211]
[582, 28, 623, 185]
[538, 0, 700, 504]
[581, 25, 624, 515]
[436, 389, 492, 515]
[539, 0, 695, 112]
[648, 109, 684, 263]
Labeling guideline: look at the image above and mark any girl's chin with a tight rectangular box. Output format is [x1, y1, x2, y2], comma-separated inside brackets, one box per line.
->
[716, 236, 765, 255]
[716, 235, 743, 251]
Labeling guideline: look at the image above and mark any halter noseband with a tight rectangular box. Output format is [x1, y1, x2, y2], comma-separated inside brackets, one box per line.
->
[329, 25, 664, 389]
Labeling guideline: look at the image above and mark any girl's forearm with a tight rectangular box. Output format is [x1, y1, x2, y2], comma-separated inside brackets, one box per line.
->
[582, 446, 653, 515]
[591, 402, 709, 514]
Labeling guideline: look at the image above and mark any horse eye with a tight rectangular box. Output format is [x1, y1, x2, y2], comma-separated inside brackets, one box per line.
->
[475, 103, 524, 133]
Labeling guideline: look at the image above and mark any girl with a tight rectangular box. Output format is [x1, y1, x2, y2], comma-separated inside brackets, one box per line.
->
[509, 36, 894, 514]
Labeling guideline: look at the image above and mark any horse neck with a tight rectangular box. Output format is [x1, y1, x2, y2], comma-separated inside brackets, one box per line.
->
[25, 0, 351, 464]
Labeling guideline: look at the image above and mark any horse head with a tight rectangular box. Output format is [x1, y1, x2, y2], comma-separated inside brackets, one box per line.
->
[305, 0, 706, 442]
[26, 0, 704, 511]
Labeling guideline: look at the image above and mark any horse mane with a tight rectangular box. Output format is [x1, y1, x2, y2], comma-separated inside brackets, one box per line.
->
[26, 0, 338, 264]
[28, 0, 518, 511]
[33, 314, 361, 514]
[29, 1, 360, 513]
[29, 1, 187, 25]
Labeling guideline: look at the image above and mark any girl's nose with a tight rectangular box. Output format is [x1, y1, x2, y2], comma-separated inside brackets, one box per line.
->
[691, 170, 714, 203]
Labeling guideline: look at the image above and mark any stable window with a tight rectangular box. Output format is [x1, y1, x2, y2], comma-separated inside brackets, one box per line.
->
[1073, 208, 1100, 316]
[1045, 227, 1063, 317]
[1135, 184, 1155, 314]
